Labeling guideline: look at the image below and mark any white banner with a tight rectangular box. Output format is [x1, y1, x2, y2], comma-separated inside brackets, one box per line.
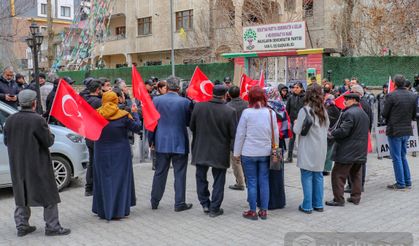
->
[243, 21, 306, 52]
[375, 122, 419, 157]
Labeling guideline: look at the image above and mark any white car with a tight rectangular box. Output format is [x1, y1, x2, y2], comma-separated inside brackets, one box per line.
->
[0, 101, 88, 191]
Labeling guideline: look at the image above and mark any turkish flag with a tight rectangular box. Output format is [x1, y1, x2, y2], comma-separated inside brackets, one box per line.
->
[186, 66, 213, 102]
[335, 91, 350, 110]
[240, 73, 260, 101]
[259, 71, 265, 88]
[388, 76, 395, 93]
[132, 66, 160, 132]
[50, 79, 108, 141]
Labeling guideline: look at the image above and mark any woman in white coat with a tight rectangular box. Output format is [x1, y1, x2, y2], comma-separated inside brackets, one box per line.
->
[293, 84, 329, 214]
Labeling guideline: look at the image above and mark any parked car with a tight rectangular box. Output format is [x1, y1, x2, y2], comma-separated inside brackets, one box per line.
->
[0, 101, 88, 191]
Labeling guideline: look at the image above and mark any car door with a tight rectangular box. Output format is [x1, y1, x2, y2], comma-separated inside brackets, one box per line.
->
[0, 108, 12, 186]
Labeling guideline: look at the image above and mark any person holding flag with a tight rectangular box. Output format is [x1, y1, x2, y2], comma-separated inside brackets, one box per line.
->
[149, 76, 194, 212]
[93, 91, 142, 221]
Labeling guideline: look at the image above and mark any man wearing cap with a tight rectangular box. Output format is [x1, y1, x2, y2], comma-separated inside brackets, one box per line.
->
[190, 84, 236, 217]
[382, 74, 417, 190]
[326, 93, 369, 206]
[0, 66, 19, 109]
[4, 90, 70, 237]
[150, 76, 193, 212]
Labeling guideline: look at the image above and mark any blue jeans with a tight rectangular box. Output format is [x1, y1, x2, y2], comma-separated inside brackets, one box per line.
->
[300, 169, 324, 211]
[388, 136, 411, 187]
[241, 156, 270, 211]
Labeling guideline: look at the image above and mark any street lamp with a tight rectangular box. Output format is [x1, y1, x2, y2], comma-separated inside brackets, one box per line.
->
[25, 20, 44, 114]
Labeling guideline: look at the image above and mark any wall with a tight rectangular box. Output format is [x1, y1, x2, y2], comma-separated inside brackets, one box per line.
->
[324, 56, 419, 86]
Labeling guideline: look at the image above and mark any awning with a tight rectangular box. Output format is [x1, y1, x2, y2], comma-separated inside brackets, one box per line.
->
[222, 48, 339, 59]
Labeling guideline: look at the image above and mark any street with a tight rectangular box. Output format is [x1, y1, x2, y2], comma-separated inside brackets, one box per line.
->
[0, 153, 418, 245]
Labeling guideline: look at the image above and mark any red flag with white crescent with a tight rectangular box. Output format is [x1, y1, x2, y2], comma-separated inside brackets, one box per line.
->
[186, 66, 213, 102]
[240, 73, 260, 101]
[335, 91, 350, 110]
[132, 66, 160, 132]
[50, 79, 108, 140]
[388, 76, 395, 93]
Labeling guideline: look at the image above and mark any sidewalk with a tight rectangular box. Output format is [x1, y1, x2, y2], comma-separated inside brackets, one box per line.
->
[0, 153, 417, 245]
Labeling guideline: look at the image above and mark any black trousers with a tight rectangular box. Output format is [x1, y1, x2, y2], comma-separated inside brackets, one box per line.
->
[287, 122, 296, 158]
[14, 204, 61, 231]
[151, 152, 188, 208]
[85, 144, 94, 191]
[195, 164, 226, 213]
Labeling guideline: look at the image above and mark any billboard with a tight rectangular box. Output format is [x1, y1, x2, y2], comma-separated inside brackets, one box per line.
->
[243, 21, 306, 52]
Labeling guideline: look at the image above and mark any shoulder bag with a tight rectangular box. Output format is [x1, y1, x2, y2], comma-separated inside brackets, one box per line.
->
[269, 109, 283, 170]
[300, 107, 313, 136]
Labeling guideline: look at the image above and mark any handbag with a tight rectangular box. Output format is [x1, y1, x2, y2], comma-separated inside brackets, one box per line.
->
[300, 107, 313, 136]
[269, 109, 283, 170]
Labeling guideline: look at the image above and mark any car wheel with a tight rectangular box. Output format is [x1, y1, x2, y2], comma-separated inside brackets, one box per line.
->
[52, 156, 72, 191]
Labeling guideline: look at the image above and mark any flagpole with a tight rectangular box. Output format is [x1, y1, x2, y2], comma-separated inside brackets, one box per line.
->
[47, 79, 62, 124]
[170, 0, 175, 76]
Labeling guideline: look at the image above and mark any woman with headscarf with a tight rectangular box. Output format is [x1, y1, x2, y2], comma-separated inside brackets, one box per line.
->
[265, 86, 292, 210]
[93, 91, 142, 221]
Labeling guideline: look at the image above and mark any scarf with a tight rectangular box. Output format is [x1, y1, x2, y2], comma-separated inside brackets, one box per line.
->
[97, 91, 132, 120]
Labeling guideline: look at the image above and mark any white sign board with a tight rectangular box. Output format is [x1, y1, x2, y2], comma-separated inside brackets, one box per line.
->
[243, 21, 306, 52]
[375, 122, 419, 157]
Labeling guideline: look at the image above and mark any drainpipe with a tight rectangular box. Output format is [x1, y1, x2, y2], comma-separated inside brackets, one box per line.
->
[10, 0, 15, 17]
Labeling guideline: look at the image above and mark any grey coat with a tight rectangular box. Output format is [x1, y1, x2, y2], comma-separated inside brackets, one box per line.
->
[293, 106, 329, 172]
[4, 110, 60, 206]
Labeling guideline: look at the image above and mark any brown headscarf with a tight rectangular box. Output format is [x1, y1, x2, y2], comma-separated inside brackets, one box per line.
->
[97, 91, 132, 120]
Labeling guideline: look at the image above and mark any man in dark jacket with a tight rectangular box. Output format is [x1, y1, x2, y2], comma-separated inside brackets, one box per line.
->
[190, 84, 236, 217]
[150, 76, 193, 212]
[326, 93, 369, 206]
[382, 74, 417, 190]
[83, 80, 102, 196]
[15, 73, 27, 91]
[285, 82, 305, 162]
[0, 66, 19, 109]
[4, 90, 70, 237]
[226, 86, 248, 190]
[376, 83, 388, 126]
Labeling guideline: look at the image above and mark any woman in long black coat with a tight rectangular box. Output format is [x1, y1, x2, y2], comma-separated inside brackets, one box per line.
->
[93, 91, 142, 221]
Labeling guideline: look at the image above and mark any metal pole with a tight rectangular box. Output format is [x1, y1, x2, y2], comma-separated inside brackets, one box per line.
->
[32, 42, 43, 114]
[170, 0, 175, 76]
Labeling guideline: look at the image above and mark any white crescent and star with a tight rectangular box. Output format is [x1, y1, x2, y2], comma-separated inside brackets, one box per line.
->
[62, 95, 82, 118]
[199, 80, 213, 97]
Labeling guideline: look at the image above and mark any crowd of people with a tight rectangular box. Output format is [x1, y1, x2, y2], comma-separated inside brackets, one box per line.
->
[1, 64, 418, 237]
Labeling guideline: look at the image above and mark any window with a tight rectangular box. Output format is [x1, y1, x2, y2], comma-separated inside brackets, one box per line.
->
[115, 26, 126, 39]
[41, 3, 47, 15]
[176, 10, 193, 31]
[61, 6, 71, 17]
[138, 17, 152, 35]
[303, 0, 313, 17]
[145, 61, 162, 66]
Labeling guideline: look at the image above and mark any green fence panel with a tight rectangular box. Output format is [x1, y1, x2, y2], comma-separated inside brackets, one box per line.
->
[57, 63, 234, 85]
[324, 56, 419, 86]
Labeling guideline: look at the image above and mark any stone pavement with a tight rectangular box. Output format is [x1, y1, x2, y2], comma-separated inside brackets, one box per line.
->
[0, 153, 418, 245]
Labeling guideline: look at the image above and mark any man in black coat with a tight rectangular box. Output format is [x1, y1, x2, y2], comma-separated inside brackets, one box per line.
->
[190, 84, 237, 217]
[326, 93, 369, 206]
[285, 82, 305, 162]
[4, 90, 70, 237]
[83, 80, 102, 196]
[0, 66, 19, 109]
[226, 86, 248, 190]
[382, 74, 417, 190]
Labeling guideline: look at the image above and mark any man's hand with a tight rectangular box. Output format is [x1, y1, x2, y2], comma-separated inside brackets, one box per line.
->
[233, 156, 240, 161]
[5, 95, 17, 102]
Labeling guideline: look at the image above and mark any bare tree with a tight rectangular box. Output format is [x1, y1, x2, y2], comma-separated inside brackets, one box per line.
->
[332, 0, 418, 56]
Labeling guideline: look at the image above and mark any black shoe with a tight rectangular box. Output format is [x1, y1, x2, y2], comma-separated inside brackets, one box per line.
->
[174, 203, 193, 212]
[151, 202, 159, 210]
[322, 172, 330, 176]
[229, 184, 245, 191]
[346, 197, 360, 205]
[203, 206, 210, 214]
[344, 186, 352, 193]
[387, 183, 406, 190]
[406, 185, 412, 189]
[285, 158, 293, 163]
[298, 206, 312, 214]
[313, 207, 324, 212]
[209, 208, 224, 218]
[85, 190, 93, 197]
[17, 226, 36, 237]
[325, 200, 345, 207]
[45, 227, 71, 236]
